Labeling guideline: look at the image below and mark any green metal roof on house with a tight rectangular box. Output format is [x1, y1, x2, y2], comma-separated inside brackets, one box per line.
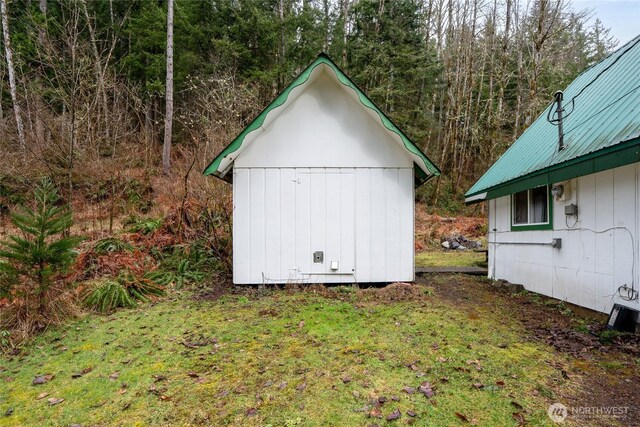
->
[203, 53, 440, 187]
[466, 35, 640, 203]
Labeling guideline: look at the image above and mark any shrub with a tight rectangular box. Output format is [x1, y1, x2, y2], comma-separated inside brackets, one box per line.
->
[0, 179, 82, 338]
[127, 217, 163, 235]
[84, 270, 165, 313]
[93, 237, 135, 254]
[0, 330, 11, 350]
[145, 259, 206, 289]
[84, 280, 136, 313]
[119, 271, 165, 301]
[147, 242, 210, 288]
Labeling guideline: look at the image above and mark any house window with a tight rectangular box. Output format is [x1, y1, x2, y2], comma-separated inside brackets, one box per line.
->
[512, 186, 550, 228]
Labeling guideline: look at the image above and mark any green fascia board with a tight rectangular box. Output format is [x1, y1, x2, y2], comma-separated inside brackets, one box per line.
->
[466, 136, 640, 203]
[203, 53, 441, 186]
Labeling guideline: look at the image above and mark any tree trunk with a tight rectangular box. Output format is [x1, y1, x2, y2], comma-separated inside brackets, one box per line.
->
[38, 0, 46, 44]
[81, 0, 110, 140]
[34, 0, 47, 146]
[162, 0, 174, 175]
[341, 0, 349, 65]
[0, 0, 25, 152]
[277, 0, 285, 90]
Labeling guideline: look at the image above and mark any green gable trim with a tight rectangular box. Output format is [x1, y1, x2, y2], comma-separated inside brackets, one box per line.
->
[203, 53, 440, 186]
[466, 136, 640, 204]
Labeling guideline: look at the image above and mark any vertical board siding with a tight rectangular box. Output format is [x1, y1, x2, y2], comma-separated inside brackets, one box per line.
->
[265, 169, 281, 280]
[249, 169, 266, 281]
[309, 171, 327, 275]
[355, 170, 372, 282]
[233, 167, 414, 284]
[340, 172, 356, 279]
[399, 169, 414, 280]
[384, 169, 401, 280]
[370, 169, 387, 280]
[295, 168, 311, 279]
[489, 163, 640, 313]
[233, 169, 251, 283]
[280, 169, 296, 280]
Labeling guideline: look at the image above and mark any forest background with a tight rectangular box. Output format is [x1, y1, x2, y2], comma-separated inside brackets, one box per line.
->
[0, 0, 619, 216]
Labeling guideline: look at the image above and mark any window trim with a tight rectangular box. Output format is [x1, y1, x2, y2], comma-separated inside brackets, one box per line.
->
[510, 185, 553, 231]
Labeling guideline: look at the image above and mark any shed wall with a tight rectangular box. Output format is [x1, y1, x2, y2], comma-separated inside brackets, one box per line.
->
[488, 163, 640, 313]
[233, 167, 414, 284]
[234, 71, 413, 169]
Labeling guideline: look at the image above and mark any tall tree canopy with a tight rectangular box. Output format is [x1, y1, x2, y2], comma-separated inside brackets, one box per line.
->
[0, 0, 619, 202]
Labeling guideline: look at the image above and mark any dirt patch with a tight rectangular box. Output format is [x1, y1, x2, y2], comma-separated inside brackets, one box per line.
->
[419, 275, 640, 426]
[358, 282, 429, 303]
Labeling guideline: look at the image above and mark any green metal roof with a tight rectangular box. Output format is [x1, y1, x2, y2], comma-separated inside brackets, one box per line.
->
[466, 35, 640, 203]
[203, 53, 440, 187]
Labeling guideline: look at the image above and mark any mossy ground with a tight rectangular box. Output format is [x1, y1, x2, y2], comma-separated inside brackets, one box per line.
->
[415, 250, 486, 268]
[2, 284, 563, 426]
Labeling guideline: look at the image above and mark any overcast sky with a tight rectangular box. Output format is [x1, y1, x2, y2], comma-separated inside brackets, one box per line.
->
[574, 0, 640, 45]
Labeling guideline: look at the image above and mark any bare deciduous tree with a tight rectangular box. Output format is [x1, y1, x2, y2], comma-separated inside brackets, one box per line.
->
[163, 0, 174, 175]
[0, 0, 25, 152]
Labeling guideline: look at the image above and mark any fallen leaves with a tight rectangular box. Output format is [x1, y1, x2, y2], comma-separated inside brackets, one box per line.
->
[512, 411, 526, 425]
[36, 392, 50, 400]
[47, 397, 64, 406]
[32, 374, 54, 385]
[455, 412, 478, 424]
[152, 374, 167, 383]
[71, 367, 93, 379]
[417, 382, 434, 398]
[386, 409, 401, 421]
[401, 386, 415, 395]
[368, 407, 382, 418]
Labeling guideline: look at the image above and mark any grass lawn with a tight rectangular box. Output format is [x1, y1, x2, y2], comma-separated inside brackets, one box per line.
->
[415, 250, 486, 268]
[0, 282, 567, 427]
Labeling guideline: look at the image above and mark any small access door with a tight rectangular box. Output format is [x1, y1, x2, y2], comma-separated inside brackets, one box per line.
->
[295, 168, 356, 283]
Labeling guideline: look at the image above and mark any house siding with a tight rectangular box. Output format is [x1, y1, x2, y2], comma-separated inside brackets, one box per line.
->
[488, 163, 640, 314]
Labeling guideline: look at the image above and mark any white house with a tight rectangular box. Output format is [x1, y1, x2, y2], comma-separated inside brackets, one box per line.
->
[466, 36, 640, 317]
[204, 54, 440, 285]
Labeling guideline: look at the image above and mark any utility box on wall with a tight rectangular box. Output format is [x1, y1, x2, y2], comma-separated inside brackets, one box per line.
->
[203, 54, 440, 285]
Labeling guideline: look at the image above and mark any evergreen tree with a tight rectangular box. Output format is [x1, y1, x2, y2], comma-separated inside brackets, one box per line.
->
[0, 179, 81, 312]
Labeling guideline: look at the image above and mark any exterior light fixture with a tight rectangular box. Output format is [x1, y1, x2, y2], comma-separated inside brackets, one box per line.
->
[551, 184, 564, 199]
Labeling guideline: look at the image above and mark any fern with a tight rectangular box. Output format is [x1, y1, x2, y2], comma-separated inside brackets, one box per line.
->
[93, 237, 134, 254]
[128, 218, 162, 235]
[84, 280, 136, 313]
[84, 270, 166, 313]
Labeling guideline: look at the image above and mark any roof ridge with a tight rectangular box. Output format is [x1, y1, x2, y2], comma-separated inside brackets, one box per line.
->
[203, 53, 440, 186]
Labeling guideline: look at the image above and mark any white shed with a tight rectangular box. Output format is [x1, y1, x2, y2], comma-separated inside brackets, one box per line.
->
[465, 36, 640, 317]
[204, 54, 440, 285]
